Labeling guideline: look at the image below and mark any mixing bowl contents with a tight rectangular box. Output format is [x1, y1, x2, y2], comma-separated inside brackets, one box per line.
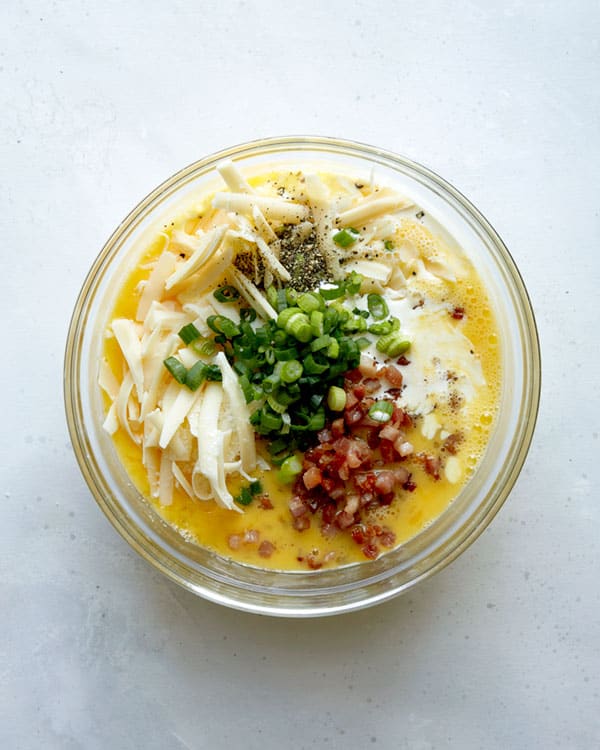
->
[100, 161, 501, 570]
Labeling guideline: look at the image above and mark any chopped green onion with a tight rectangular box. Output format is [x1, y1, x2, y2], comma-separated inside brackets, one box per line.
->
[178, 322, 202, 345]
[260, 410, 283, 431]
[207, 315, 240, 339]
[204, 364, 222, 381]
[303, 353, 328, 374]
[327, 385, 346, 411]
[276, 288, 288, 312]
[368, 320, 393, 335]
[266, 286, 278, 309]
[384, 240, 394, 251]
[367, 293, 389, 320]
[386, 338, 411, 357]
[238, 375, 255, 403]
[213, 285, 240, 303]
[163, 356, 187, 384]
[368, 400, 394, 423]
[278, 455, 303, 483]
[191, 337, 217, 357]
[185, 361, 207, 391]
[235, 486, 253, 506]
[344, 270, 364, 295]
[285, 312, 312, 343]
[281, 412, 291, 434]
[326, 338, 340, 358]
[376, 332, 410, 357]
[356, 336, 371, 350]
[250, 480, 263, 495]
[319, 285, 345, 301]
[280, 359, 303, 383]
[267, 394, 288, 414]
[268, 438, 288, 455]
[261, 373, 280, 393]
[310, 335, 332, 352]
[333, 227, 360, 248]
[274, 346, 299, 361]
[297, 292, 323, 313]
[277, 306, 301, 328]
[240, 307, 257, 322]
[310, 310, 324, 337]
[306, 408, 326, 430]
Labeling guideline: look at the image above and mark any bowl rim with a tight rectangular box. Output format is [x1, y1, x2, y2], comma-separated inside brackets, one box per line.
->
[64, 135, 541, 617]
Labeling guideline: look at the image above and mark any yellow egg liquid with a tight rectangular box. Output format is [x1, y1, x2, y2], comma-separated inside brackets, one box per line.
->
[103, 176, 501, 570]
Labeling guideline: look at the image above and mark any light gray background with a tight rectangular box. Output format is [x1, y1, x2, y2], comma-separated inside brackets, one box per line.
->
[2, 1, 599, 748]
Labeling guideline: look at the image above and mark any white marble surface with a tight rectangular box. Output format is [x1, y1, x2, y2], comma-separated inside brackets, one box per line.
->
[2, 1, 599, 748]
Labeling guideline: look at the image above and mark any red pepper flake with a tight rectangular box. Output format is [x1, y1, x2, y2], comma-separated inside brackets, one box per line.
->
[397, 355, 411, 366]
[451, 306, 465, 320]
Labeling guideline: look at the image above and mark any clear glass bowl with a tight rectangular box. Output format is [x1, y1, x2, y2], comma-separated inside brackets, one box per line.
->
[64, 136, 540, 617]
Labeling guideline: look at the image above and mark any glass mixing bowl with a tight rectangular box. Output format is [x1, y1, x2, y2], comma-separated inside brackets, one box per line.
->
[64, 136, 540, 617]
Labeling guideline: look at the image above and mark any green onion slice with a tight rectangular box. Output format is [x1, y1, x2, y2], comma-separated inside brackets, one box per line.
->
[235, 486, 253, 505]
[368, 400, 394, 423]
[213, 285, 240, 303]
[327, 385, 346, 411]
[278, 455, 303, 483]
[185, 361, 207, 391]
[333, 227, 360, 248]
[367, 293, 389, 320]
[163, 356, 187, 384]
[280, 359, 303, 383]
[178, 323, 202, 345]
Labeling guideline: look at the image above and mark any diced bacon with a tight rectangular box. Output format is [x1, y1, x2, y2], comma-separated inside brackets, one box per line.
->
[395, 439, 413, 457]
[321, 503, 337, 524]
[331, 418, 346, 438]
[317, 427, 333, 444]
[379, 439, 398, 464]
[351, 525, 367, 544]
[344, 390, 359, 409]
[380, 529, 396, 548]
[362, 543, 379, 559]
[336, 510, 355, 529]
[227, 534, 242, 550]
[392, 467, 410, 485]
[383, 365, 403, 387]
[352, 384, 366, 400]
[379, 424, 401, 442]
[344, 494, 360, 515]
[321, 522, 337, 539]
[374, 471, 395, 495]
[423, 454, 442, 480]
[293, 515, 311, 531]
[345, 368, 363, 383]
[359, 358, 379, 377]
[363, 378, 381, 394]
[345, 405, 365, 426]
[258, 540, 275, 558]
[289, 495, 308, 518]
[243, 529, 260, 544]
[443, 432, 462, 454]
[306, 551, 322, 569]
[303, 466, 323, 490]
[366, 428, 380, 449]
